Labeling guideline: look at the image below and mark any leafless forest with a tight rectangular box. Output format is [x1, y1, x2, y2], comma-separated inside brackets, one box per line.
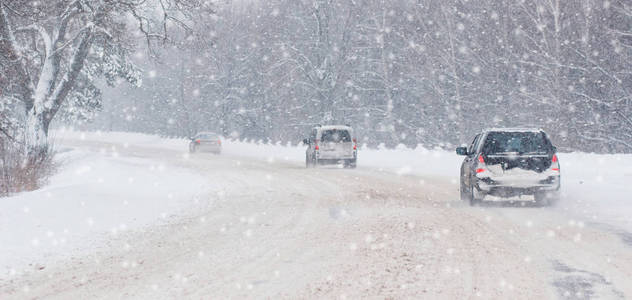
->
[93, 0, 632, 152]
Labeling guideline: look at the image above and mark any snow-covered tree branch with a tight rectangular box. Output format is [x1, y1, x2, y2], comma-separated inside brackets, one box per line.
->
[0, 0, 213, 155]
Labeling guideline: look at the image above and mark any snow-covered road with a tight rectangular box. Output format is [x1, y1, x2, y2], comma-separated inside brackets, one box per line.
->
[1, 133, 631, 299]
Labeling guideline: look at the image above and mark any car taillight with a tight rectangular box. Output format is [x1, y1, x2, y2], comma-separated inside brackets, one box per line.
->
[195, 139, 201, 144]
[314, 139, 319, 150]
[551, 154, 559, 171]
[218, 139, 222, 145]
[476, 155, 486, 173]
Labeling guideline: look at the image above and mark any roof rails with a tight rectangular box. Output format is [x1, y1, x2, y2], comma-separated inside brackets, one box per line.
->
[483, 127, 544, 133]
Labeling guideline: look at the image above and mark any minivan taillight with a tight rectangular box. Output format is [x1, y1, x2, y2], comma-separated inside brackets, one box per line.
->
[314, 139, 319, 151]
[195, 139, 201, 144]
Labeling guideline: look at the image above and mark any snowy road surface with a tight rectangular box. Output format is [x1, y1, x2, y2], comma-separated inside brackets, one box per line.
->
[1, 132, 632, 299]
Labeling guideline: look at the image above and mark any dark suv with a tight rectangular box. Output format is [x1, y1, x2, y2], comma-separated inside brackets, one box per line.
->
[456, 128, 560, 206]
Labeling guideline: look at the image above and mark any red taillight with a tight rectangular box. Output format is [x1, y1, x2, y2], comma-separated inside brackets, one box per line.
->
[551, 154, 559, 171]
[218, 139, 222, 145]
[314, 144, 319, 150]
[476, 155, 486, 173]
[195, 139, 201, 144]
[353, 144, 357, 150]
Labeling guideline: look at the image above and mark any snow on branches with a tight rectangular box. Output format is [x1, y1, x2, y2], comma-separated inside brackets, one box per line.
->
[0, 0, 212, 153]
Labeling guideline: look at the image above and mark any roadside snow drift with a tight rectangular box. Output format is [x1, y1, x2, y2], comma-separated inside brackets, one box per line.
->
[0, 144, 209, 278]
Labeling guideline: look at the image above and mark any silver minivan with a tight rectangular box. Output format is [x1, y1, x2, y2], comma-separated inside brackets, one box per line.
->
[303, 125, 357, 168]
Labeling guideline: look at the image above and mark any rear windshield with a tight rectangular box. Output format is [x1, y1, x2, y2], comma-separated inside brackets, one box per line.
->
[482, 132, 552, 155]
[198, 133, 218, 139]
[320, 129, 351, 143]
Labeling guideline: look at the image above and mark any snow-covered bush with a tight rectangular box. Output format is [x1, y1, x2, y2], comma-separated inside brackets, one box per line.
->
[0, 133, 54, 197]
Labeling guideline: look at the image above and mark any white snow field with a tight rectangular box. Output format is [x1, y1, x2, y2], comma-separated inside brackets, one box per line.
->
[1, 130, 632, 299]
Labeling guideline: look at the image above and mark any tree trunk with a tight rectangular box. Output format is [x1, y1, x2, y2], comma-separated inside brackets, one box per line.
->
[25, 108, 48, 155]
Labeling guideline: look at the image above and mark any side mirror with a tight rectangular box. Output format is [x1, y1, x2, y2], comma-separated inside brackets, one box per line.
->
[456, 147, 468, 156]
[302, 139, 309, 145]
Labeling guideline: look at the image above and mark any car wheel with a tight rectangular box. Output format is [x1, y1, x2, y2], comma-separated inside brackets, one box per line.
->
[344, 159, 356, 169]
[535, 191, 557, 207]
[189, 145, 196, 154]
[534, 192, 547, 206]
[460, 177, 469, 202]
[469, 177, 482, 206]
[306, 154, 311, 168]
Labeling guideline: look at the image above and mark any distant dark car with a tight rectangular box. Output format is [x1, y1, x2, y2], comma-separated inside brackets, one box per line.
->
[189, 132, 221, 154]
[456, 128, 560, 206]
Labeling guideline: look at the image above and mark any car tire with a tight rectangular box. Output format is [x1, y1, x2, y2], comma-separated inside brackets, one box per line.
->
[535, 191, 557, 207]
[534, 192, 548, 206]
[468, 177, 482, 206]
[306, 154, 311, 168]
[460, 177, 469, 202]
[345, 159, 357, 169]
[189, 145, 197, 154]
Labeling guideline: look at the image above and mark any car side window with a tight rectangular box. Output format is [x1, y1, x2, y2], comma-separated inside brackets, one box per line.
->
[468, 134, 480, 155]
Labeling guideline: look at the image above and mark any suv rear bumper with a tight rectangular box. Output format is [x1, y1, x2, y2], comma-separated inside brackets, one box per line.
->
[316, 150, 357, 160]
[197, 145, 221, 152]
[476, 175, 560, 197]
[317, 158, 356, 165]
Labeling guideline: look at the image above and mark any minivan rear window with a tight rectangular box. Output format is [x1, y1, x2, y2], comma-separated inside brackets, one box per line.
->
[321, 130, 351, 143]
[482, 132, 552, 155]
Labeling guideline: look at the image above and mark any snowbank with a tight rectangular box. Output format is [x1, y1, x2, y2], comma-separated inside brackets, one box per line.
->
[0, 144, 210, 278]
[557, 152, 632, 231]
